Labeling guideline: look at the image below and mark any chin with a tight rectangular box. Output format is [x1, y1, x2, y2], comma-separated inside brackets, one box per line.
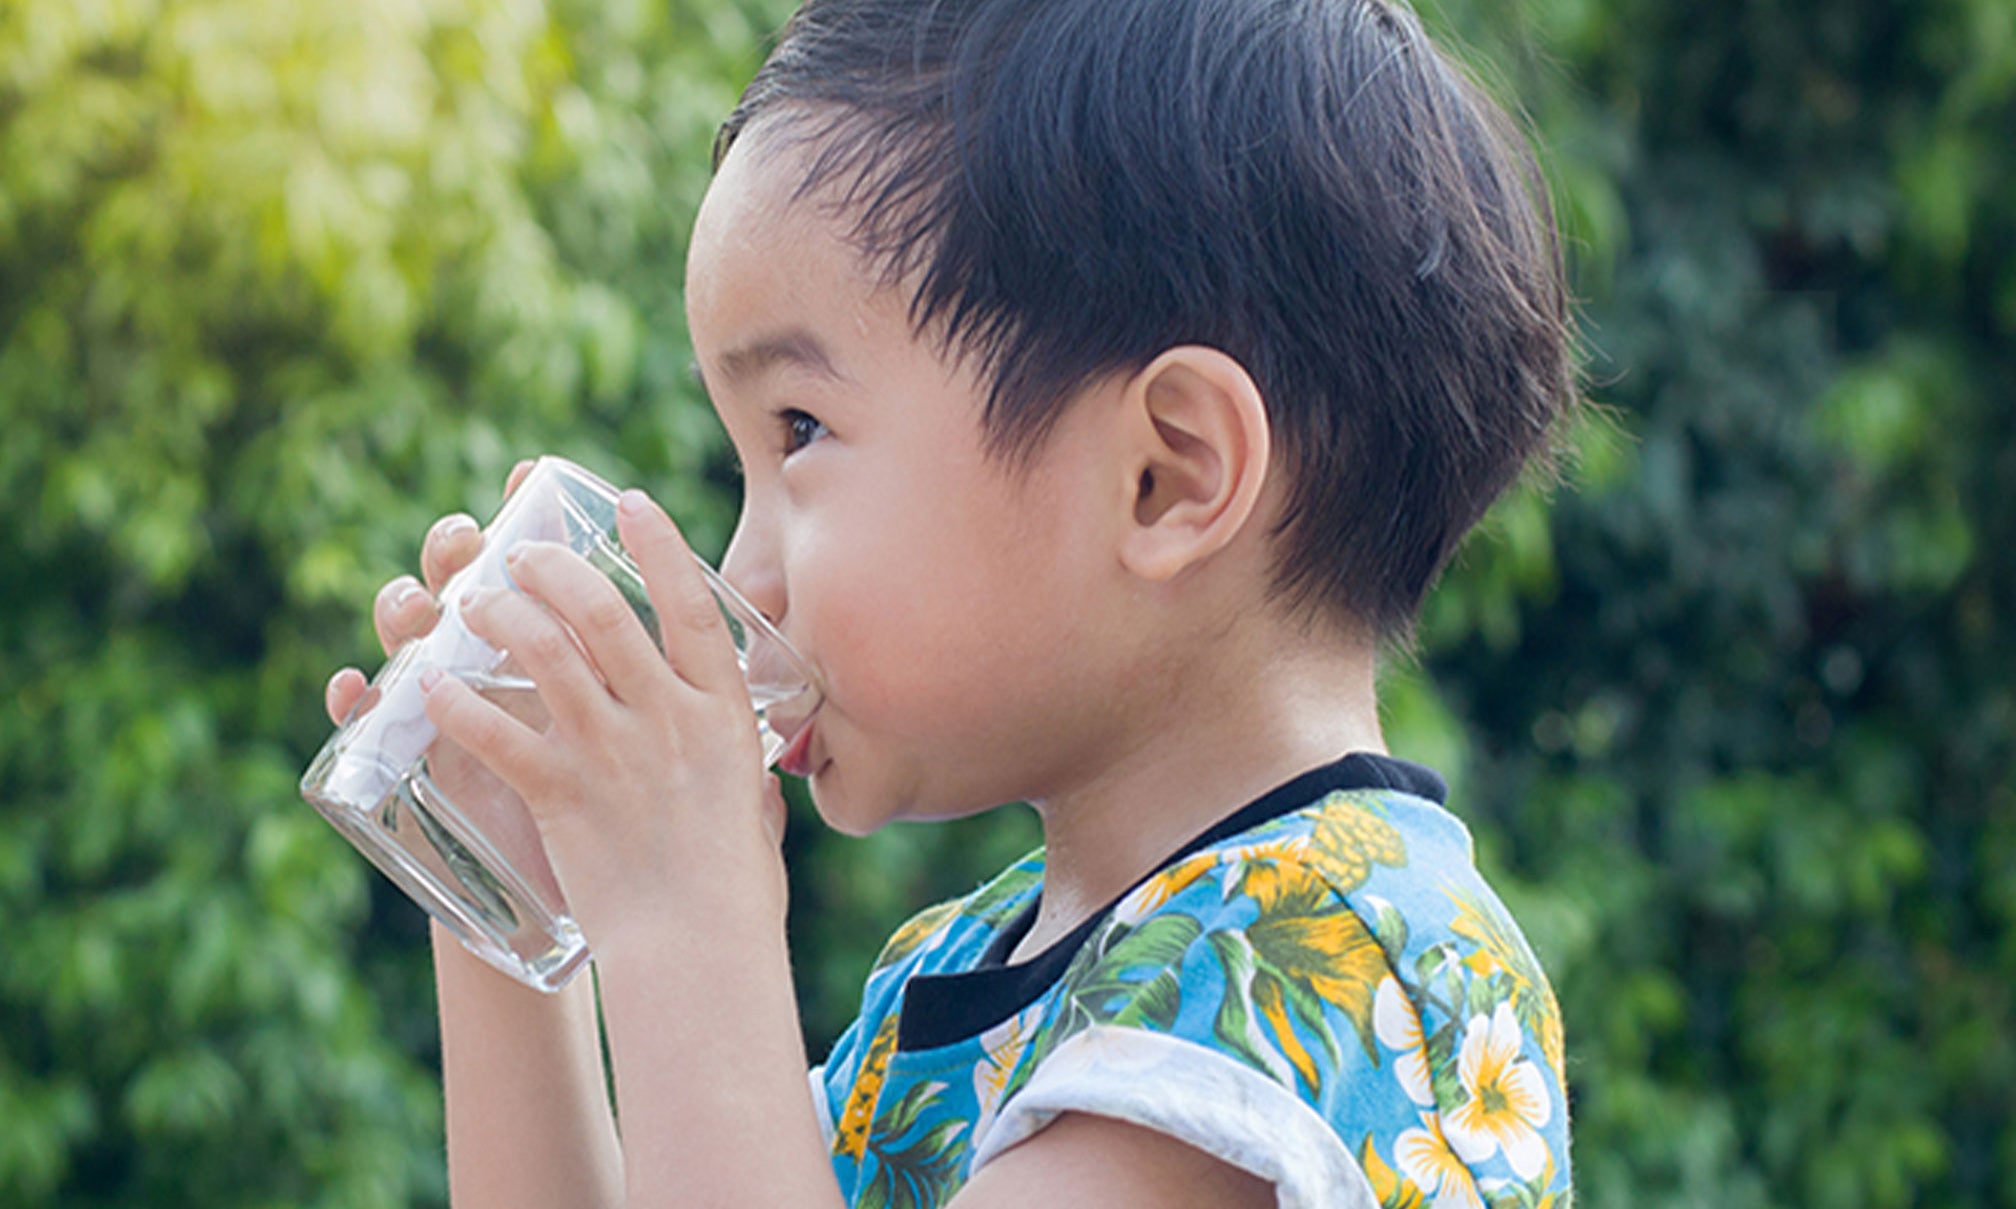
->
[806, 763, 979, 837]
[801, 768, 889, 838]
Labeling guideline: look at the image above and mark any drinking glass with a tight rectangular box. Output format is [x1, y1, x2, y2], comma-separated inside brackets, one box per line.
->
[300, 457, 819, 991]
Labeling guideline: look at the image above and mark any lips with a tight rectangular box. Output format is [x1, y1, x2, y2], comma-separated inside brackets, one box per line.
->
[777, 712, 819, 779]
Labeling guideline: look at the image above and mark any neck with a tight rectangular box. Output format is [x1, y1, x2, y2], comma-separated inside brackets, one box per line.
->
[1013, 629, 1384, 961]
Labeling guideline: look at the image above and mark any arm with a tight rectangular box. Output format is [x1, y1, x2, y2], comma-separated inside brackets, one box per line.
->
[953, 1113, 1275, 1209]
[323, 477, 623, 1209]
[414, 491, 845, 1208]
[588, 860, 842, 1207]
[433, 926, 624, 1208]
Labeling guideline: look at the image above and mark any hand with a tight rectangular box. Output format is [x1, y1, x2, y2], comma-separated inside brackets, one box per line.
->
[322, 460, 570, 914]
[413, 488, 787, 956]
[323, 459, 537, 726]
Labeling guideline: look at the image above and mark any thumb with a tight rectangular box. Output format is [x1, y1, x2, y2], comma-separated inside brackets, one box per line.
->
[761, 772, 789, 849]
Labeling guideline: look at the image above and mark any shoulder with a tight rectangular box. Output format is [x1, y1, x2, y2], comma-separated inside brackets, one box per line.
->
[1023, 788, 1440, 1101]
[987, 787, 1573, 1207]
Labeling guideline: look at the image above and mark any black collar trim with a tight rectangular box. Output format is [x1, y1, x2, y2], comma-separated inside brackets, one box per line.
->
[894, 752, 1445, 1052]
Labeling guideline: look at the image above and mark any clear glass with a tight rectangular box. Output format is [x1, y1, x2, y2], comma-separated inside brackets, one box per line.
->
[300, 457, 819, 991]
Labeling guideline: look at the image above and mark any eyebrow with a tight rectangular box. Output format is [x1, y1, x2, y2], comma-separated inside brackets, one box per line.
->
[702, 329, 848, 392]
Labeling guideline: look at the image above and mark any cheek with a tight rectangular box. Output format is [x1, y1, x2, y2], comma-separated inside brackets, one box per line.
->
[793, 486, 1062, 743]
[801, 547, 1014, 739]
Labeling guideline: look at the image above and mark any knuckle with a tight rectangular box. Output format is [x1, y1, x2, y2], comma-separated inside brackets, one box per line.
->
[583, 590, 636, 639]
[523, 621, 575, 667]
[677, 579, 723, 636]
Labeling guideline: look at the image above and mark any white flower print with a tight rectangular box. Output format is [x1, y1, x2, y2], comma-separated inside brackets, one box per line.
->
[1441, 1001, 1554, 1181]
[1373, 974, 1437, 1108]
[1395, 1111, 1485, 1209]
[973, 1003, 1044, 1140]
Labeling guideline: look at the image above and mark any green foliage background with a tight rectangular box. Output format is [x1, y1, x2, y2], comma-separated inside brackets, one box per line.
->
[1, 0, 2009, 1204]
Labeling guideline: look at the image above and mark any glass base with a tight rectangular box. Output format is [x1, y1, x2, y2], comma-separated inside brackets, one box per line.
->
[303, 751, 589, 993]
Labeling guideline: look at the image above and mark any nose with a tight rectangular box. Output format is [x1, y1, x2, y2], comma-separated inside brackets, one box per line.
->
[719, 510, 787, 627]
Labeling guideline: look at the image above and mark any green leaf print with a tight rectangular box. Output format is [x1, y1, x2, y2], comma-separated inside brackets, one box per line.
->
[1278, 962, 1345, 1070]
[1484, 1168, 1568, 1209]
[1204, 930, 1296, 1087]
[1000, 913, 1204, 1104]
[1425, 1020, 1464, 1107]
[861, 1081, 968, 1209]
[1371, 897, 1412, 958]
[963, 862, 1043, 928]
[879, 1079, 944, 1137]
[1065, 913, 1204, 1015]
[1110, 968, 1183, 1031]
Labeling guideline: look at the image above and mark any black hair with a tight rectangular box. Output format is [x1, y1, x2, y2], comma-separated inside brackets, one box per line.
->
[717, 0, 1578, 641]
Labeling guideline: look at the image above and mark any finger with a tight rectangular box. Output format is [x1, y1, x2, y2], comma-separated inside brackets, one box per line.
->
[616, 490, 745, 695]
[502, 541, 666, 707]
[326, 668, 368, 725]
[504, 458, 535, 497]
[420, 669, 551, 799]
[421, 513, 484, 595]
[373, 575, 440, 654]
[761, 772, 788, 849]
[460, 584, 612, 733]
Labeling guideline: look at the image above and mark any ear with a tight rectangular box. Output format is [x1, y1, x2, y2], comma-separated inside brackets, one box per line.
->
[1115, 346, 1272, 584]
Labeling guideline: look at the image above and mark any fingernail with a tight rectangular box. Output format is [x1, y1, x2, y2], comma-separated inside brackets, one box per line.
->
[419, 668, 443, 693]
[393, 580, 427, 610]
[619, 489, 649, 516]
[504, 542, 525, 565]
[441, 515, 478, 539]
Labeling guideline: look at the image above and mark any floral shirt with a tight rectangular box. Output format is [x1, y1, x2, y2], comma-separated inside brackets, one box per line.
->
[809, 754, 1572, 1209]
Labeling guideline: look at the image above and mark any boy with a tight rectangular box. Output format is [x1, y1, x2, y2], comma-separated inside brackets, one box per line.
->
[324, 0, 1577, 1204]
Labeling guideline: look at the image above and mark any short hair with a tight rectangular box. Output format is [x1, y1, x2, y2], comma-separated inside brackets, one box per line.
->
[717, 0, 1578, 642]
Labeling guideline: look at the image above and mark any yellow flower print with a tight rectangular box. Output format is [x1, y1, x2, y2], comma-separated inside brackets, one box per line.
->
[1259, 906, 1389, 1027]
[1242, 861, 1389, 1010]
[1395, 1111, 1484, 1209]
[834, 1013, 899, 1162]
[1252, 968, 1323, 1092]
[1442, 1003, 1554, 1182]
[1217, 856, 1391, 1081]
[1112, 850, 1221, 926]
[1307, 793, 1408, 892]
[1361, 1134, 1428, 1209]
[1447, 887, 1567, 1085]
[1373, 975, 1437, 1108]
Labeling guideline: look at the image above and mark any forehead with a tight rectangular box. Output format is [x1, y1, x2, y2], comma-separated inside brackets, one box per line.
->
[684, 124, 1003, 460]
[685, 127, 879, 337]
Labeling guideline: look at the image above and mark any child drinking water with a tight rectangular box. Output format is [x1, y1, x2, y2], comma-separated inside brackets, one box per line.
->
[324, 0, 1578, 1203]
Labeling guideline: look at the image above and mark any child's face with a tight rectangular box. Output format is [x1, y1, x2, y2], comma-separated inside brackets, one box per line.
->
[686, 128, 1139, 834]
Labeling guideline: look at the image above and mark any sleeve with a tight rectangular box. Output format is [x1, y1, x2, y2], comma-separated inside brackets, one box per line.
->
[809, 1064, 837, 1148]
[973, 1026, 1382, 1209]
[969, 844, 1569, 1209]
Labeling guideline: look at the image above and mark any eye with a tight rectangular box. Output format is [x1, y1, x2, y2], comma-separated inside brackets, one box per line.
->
[779, 408, 829, 455]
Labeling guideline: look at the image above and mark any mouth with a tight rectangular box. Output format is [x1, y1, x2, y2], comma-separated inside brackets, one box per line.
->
[776, 709, 820, 779]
